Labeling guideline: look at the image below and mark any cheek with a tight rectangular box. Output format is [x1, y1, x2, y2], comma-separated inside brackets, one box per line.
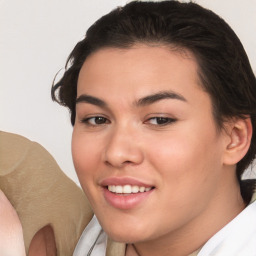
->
[145, 132, 223, 228]
[148, 132, 203, 170]
[149, 126, 223, 192]
[71, 132, 101, 189]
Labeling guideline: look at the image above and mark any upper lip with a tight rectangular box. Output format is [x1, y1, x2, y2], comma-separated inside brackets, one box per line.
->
[99, 176, 154, 188]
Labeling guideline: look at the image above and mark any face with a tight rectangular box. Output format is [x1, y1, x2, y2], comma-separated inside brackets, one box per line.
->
[72, 45, 229, 244]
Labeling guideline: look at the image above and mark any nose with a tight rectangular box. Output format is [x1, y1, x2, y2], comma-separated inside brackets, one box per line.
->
[103, 126, 144, 168]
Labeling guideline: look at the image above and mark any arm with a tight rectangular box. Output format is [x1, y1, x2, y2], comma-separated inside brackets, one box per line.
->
[0, 190, 26, 256]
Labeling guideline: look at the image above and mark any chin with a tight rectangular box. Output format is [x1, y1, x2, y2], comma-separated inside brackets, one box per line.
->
[94, 206, 156, 243]
[102, 221, 153, 244]
[106, 230, 145, 244]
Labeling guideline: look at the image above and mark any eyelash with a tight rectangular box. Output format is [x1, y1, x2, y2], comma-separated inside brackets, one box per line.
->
[145, 117, 177, 126]
[80, 116, 177, 127]
[81, 116, 110, 126]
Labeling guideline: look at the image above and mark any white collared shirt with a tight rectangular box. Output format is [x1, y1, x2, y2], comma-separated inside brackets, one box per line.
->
[73, 215, 107, 256]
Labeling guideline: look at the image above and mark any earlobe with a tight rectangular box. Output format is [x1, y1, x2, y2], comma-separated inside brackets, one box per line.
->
[223, 118, 252, 165]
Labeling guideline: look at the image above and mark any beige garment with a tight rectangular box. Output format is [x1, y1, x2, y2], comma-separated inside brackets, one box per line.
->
[0, 131, 93, 256]
[252, 190, 256, 202]
[106, 238, 126, 256]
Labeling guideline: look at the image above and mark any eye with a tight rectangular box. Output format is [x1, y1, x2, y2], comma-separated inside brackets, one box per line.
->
[146, 117, 177, 126]
[81, 116, 110, 126]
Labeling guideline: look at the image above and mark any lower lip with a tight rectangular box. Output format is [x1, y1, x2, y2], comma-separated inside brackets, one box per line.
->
[102, 187, 154, 210]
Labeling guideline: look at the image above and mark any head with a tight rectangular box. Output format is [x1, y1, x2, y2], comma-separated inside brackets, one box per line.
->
[52, 0, 256, 197]
[52, 0, 256, 248]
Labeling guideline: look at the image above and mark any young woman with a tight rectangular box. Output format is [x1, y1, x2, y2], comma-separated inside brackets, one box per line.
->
[52, 1, 256, 255]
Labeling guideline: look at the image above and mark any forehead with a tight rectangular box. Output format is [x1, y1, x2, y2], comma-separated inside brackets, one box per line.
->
[77, 45, 204, 102]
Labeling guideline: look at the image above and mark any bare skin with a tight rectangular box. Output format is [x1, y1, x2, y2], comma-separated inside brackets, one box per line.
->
[0, 190, 26, 256]
[0, 190, 56, 256]
[73, 45, 251, 256]
[29, 225, 57, 256]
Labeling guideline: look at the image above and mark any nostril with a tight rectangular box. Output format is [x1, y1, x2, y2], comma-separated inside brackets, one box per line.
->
[103, 137, 144, 167]
[104, 159, 134, 168]
[123, 160, 133, 164]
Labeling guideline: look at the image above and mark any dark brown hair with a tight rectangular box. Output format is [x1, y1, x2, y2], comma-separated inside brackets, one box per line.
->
[52, 0, 256, 202]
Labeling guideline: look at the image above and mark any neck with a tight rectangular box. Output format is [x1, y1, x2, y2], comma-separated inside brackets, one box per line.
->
[132, 168, 245, 256]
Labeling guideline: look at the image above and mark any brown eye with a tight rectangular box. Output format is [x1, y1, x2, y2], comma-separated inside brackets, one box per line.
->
[93, 117, 108, 124]
[82, 116, 109, 125]
[147, 117, 177, 125]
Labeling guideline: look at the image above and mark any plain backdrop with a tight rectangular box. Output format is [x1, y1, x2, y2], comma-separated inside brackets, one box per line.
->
[1, 0, 256, 185]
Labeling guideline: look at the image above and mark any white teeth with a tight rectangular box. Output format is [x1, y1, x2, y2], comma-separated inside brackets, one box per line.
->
[123, 185, 132, 193]
[115, 185, 123, 193]
[107, 185, 152, 194]
[132, 185, 139, 193]
[108, 185, 116, 192]
[139, 186, 145, 192]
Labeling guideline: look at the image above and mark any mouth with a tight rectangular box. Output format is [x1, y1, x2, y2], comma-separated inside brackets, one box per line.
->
[100, 177, 155, 209]
[101, 185, 155, 210]
[107, 184, 153, 194]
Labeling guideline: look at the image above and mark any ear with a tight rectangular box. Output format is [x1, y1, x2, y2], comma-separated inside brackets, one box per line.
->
[223, 117, 252, 166]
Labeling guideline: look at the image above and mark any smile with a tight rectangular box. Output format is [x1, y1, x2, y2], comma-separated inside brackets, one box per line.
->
[108, 185, 152, 194]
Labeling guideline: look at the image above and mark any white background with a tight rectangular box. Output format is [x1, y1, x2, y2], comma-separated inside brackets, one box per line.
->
[1, 0, 256, 185]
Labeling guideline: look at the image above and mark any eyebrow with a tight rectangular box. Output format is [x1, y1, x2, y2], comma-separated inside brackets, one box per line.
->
[135, 90, 187, 106]
[76, 94, 107, 107]
[76, 90, 187, 108]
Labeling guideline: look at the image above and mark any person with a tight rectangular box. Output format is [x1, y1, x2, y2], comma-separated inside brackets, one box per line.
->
[0, 189, 26, 256]
[0, 131, 92, 256]
[51, 1, 256, 255]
